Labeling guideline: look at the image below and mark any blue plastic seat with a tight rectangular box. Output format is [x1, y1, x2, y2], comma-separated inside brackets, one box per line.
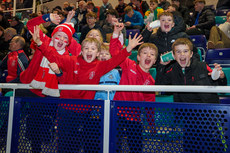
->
[190, 35, 207, 61]
[0, 70, 8, 83]
[126, 29, 140, 39]
[216, 9, 230, 16]
[205, 48, 230, 67]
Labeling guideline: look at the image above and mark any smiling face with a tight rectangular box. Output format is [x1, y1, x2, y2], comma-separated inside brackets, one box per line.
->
[52, 32, 69, 51]
[82, 42, 99, 63]
[98, 49, 111, 61]
[194, 2, 204, 12]
[137, 47, 157, 73]
[159, 15, 175, 33]
[173, 44, 193, 68]
[86, 29, 103, 44]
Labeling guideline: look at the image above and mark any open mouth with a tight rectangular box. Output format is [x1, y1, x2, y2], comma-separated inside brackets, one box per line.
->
[164, 25, 169, 29]
[87, 55, 92, 60]
[180, 58, 186, 65]
[57, 42, 63, 48]
[145, 59, 151, 65]
[101, 58, 106, 61]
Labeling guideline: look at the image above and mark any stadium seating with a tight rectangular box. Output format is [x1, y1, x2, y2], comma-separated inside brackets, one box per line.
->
[126, 29, 140, 39]
[205, 48, 230, 67]
[128, 50, 138, 62]
[190, 35, 207, 61]
[216, 9, 230, 16]
[0, 70, 8, 83]
[215, 16, 227, 25]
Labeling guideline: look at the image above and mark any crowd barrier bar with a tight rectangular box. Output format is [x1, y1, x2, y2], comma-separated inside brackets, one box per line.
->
[1, 83, 230, 153]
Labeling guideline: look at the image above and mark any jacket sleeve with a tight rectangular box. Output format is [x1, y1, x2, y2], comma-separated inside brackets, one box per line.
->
[155, 64, 172, 85]
[131, 12, 144, 26]
[195, 9, 215, 30]
[141, 28, 152, 43]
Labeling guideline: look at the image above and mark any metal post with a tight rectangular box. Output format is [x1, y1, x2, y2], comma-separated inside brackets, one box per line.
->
[103, 98, 111, 153]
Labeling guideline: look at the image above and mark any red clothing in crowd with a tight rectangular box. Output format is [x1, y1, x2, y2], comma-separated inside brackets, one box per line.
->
[20, 15, 81, 97]
[37, 41, 131, 99]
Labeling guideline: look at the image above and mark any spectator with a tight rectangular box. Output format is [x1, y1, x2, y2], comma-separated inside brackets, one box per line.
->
[94, 43, 121, 100]
[144, 0, 164, 25]
[74, 0, 87, 32]
[99, 0, 113, 26]
[216, 0, 230, 10]
[0, 26, 6, 59]
[10, 16, 25, 35]
[115, 0, 128, 20]
[186, 0, 215, 39]
[0, 27, 16, 54]
[57, 11, 66, 24]
[0, 36, 29, 83]
[0, 11, 10, 29]
[132, 0, 149, 17]
[124, 5, 144, 30]
[80, 11, 105, 43]
[207, 11, 230, 49]
[141, 12, 200, 85]
[158, 0, 171, 10]
[171, 0, 190, 25]
[102, 9, 126, 43]
[179, 0, 194, 11]
[156, 38, 227, 103]
[86, 1, 99, 20]
[63, 1, 70, 11]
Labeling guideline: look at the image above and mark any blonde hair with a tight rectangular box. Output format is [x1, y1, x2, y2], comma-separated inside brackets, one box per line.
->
[81, 37, 101, 52]
[124, 6, 133, 14]
[86, 29, 103, 44]
[100, 43, 110, 52]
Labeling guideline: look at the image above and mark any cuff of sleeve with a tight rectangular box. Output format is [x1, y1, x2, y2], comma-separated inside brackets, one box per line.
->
[56, 69, 63, 77]
[42, 14, 51, 22]
[112, 33, 119, 38]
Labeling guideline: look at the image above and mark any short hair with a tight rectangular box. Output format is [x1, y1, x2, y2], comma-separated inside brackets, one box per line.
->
[138, 43, 158, 63]
[194, 0, 206, 4]
[100, 43, 110, 52]
[172, 38, 193, 53]
[124, 6, 133, 14]
[158, 12, 174, 21]
[12, 36, 26, 48]
[4, 28, 17, 37]
[87, 1, 95, 7]
[86, 11, 97, 19]
[86, 29, 103, 44]
[106, 9, 119, 18]
[171, 4, 179, 11]
[81, 37, 101, 52]
[150, 0, 158, 3]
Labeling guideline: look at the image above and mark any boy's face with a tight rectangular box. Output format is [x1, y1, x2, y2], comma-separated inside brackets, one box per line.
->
[52, 32, 69, 51]
[87, 30, 102, 43]
[98, 49, 111, 61]
[82, 42, 99, 63]
[167, 6, 175, 13]
[150, 2, 158, 10]
[173, 44, 193, 68]
[159, 15, 175, 33]
[127, 10, 134, 18]
[194, 2, 204, 12]
[87, 16, 96, 26]
[137, 47, 157, 72]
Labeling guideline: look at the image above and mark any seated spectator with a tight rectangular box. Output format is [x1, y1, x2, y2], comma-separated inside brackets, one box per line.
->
[74, 0, 87, 32]
[0, 26, 6, 59]
[0, 36, 29, 83]
[171, 0, 190, 25]
[115, 0, 128, 20]
[158, 0, 171, 10]
[10, 16, 25, 35]
[0, 11, 10, 29]
[132, 0, 149, 17]
[102, 9, 126, 43]
[124, 5, 144, 30]
[186, 0, 215, 39]
[144, 0, 164, 25]
[63, 1, 70, 11]
[80, 12, 105, 43]
[156, 38, 227, 103]
[0, 27, 16, 55]
[57, 11, 67, 24]
[99, 0, 113, 26]
[208, 11, 230, 49]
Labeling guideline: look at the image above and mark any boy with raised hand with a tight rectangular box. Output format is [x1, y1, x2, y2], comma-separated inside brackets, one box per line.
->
[157, 38, 227, 103]
[30, 25, 143, 99]
[110, 20, 157, 102]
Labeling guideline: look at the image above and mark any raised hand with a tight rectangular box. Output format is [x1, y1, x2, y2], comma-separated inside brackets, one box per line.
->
[126, 33, 143, 52]
[49, 63, 61, 74]
[29, 25, 42, 46]
[50, 13, 61, 25]
[66, 10, 75, 23]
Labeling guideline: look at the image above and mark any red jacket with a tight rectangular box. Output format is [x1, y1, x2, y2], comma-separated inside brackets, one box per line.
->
[20, 15, 81, 97]
[110, 37, 155, 102]
[38, 41, 131, 99]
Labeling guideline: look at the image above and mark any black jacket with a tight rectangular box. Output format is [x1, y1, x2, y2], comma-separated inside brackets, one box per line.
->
[178, 5, 190, 25]
[156, 59, 227, 103]
[189, 6, 215, 36]
[158, 1, 171, 10]
[216, 0, 230, 10]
